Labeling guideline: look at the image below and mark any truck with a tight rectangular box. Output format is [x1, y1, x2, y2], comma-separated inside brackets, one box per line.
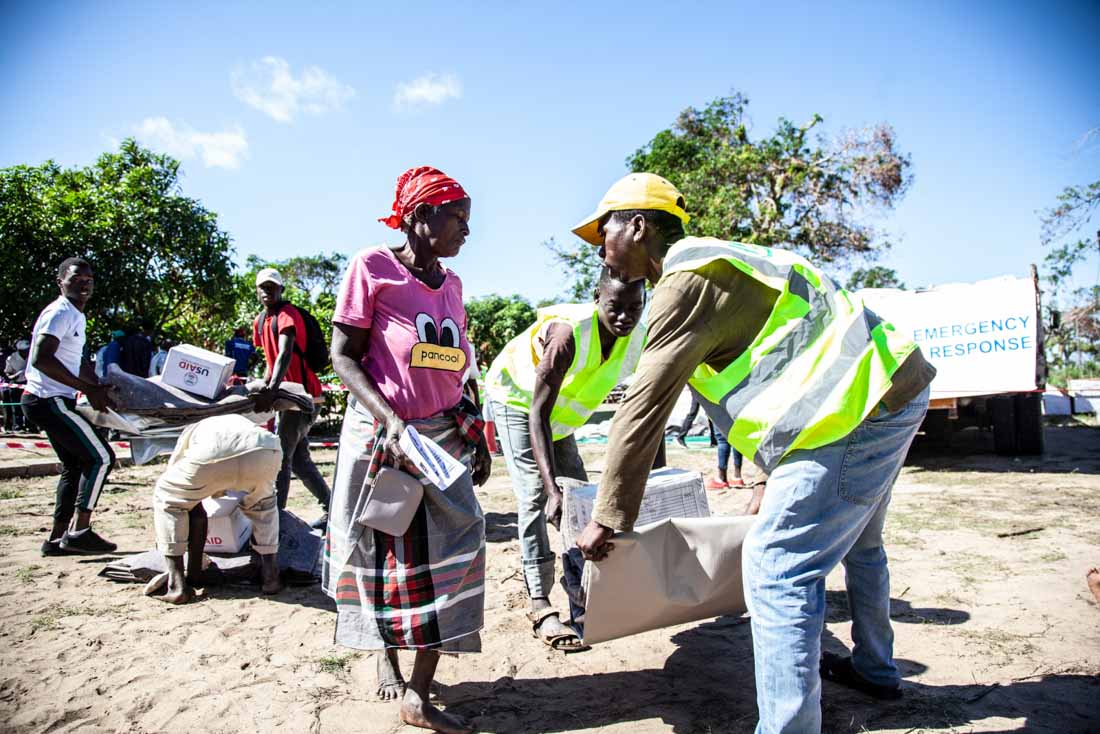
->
[858, 266, 1046, 455]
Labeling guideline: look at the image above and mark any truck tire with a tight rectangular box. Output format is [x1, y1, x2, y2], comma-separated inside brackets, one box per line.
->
[990, 395, 1017, 455]
[921, 409, 953, 446]
[1013, 393, 1044, 455]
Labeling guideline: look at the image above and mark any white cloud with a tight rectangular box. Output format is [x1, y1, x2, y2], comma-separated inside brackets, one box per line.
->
[231, 56, 355, 123]
[133, 118, 249, 170]
[393, 72, 463, 108]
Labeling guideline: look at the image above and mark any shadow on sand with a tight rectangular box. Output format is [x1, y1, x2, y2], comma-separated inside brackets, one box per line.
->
[439, 611, 1096, 734]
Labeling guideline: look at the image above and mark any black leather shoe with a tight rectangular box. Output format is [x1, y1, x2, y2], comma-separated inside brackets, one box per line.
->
[40, 538, 75, 557]
[60, 528, 118, 554]
[820, 652, 902, 701]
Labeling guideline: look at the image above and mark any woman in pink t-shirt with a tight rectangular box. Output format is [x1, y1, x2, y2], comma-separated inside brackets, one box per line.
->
[325, 167, 490, 734]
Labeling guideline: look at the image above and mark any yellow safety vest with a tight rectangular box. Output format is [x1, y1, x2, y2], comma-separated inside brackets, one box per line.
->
[486, 303, 647, 440]
[663, 237, 917, 472]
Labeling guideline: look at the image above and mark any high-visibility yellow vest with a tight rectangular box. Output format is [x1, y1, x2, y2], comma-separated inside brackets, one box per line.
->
[663, 237, 917, 472]
[486, 303, 647, 440]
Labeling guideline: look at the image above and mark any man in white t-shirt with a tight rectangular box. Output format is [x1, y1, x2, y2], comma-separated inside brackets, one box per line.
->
[22, 257, 118, 556]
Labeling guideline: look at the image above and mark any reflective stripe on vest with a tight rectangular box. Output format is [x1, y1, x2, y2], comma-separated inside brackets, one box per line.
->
[662, 237, 915, 472]
[485, 303, 647, 440]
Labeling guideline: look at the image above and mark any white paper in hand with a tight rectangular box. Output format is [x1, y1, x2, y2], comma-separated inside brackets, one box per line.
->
[398, 425, 467, 490]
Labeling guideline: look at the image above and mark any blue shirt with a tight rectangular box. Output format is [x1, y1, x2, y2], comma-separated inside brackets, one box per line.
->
[225, 336, 254, 375]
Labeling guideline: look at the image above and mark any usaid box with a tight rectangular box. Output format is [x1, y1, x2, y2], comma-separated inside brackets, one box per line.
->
[162, 344, 235, 399]
[201, 492, 253, 554]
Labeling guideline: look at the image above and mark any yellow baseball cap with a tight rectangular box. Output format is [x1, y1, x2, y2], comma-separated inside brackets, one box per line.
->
[572, 173, 689, 246]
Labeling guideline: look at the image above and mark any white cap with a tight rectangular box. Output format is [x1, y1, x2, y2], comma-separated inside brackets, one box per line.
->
[255, 268, 283, 287]
[15, 339, 30, 350]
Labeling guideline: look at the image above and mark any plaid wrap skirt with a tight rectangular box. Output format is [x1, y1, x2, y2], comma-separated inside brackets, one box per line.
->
[322, 397, 486, 651]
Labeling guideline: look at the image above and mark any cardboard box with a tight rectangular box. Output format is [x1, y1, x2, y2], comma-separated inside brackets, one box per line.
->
[201, 492, 253, 554]
[561, 467, 710, 550]
[162, 344, 236, 399]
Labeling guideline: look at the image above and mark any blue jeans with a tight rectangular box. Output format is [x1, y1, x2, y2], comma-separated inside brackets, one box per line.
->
[716, 431, 742, 473]
[491, 401, 587, 599]
[744, 387, 929, 734]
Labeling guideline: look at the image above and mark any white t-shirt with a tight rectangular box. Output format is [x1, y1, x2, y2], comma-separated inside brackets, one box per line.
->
[4, 352, 27, 382]
[24, 297, 87, 399]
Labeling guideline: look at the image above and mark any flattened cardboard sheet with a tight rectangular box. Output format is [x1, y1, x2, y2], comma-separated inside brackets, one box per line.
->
[582, 515, 756, 645]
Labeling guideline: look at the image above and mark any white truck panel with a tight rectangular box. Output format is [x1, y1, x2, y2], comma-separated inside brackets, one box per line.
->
[858, 276, 1039, 400]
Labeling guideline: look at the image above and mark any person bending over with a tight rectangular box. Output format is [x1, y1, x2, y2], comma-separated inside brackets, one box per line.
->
[146, 414, 284, 604]
[485, 267, 646, 650]
[573, 174, 936, 734]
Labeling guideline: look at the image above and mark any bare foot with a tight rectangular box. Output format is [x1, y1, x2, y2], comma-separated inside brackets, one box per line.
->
[376, 648, 406, 701]
[1087, 567, 1100, 608]
[162, 586, 196, 605]
[144, 572, 196, 604]
[400, 687, 472, 734]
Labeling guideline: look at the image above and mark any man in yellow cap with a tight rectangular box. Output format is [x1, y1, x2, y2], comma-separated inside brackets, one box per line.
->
[573, 173, 935, 733]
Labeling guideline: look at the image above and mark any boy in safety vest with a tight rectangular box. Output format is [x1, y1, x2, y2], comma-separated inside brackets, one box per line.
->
[573, 174, 936, 734]
[486, 267, 646, 652]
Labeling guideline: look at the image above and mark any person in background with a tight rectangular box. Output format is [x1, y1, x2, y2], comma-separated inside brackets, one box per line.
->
[22, 257, 117, 556]
[672, 393, 718, 448]
[120, 320, 155, 377]
[706, 432, 744, 490]
[148, 337, 173, 377]
[96, 330, 125, 379]
[3, 339, 32, 432]
[226, 325, 256, 378]
[252, 269, 330, 528]
[326, 166, 489, 734]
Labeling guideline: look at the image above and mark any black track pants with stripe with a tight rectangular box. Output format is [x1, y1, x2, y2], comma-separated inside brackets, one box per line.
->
[22, 394, 115, 525]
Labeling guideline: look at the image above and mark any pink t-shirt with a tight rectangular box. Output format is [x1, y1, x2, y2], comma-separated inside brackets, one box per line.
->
[334, 246, 472, 421]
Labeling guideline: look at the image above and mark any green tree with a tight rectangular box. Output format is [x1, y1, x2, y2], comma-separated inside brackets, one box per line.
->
[627, 92, 912, 264]
[846, 266, 905, 290]
[543, 236, 603, 302]
[1040, 171, 1099, 379]
[0, 139, 235, 347]
[239, 252, 348, 375]
[245, 252, 348, 296]
[464, 294, 538, 368]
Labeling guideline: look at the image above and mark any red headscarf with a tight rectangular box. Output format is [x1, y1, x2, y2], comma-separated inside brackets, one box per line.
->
[378, 166, 469, 230]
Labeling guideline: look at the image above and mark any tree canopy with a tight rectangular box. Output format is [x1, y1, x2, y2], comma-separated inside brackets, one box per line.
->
[846, 266, 905, 291]
[0, 139, 235, 347]
[464, 294, 538, 369]
[628, 92, 912, 265]
[1039, 168, 1099, 380]
[545, 92, 912, 298]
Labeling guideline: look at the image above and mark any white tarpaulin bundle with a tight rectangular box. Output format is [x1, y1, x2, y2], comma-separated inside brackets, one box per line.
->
[581, 515, 756, 645]
[858, 275, 1039, 399]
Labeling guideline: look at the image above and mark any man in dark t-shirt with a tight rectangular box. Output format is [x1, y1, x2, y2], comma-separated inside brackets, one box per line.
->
[226, 326, 256, 377]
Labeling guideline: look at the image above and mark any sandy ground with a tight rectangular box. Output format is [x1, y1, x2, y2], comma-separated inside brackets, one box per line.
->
[1, 422, 1098, 734]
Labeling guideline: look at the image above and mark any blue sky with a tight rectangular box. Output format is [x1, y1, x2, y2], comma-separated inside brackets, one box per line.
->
[2, 1, 1097, 304]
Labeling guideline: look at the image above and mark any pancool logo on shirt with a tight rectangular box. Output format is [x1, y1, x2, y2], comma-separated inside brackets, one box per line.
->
[409, 313, 467, 372]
